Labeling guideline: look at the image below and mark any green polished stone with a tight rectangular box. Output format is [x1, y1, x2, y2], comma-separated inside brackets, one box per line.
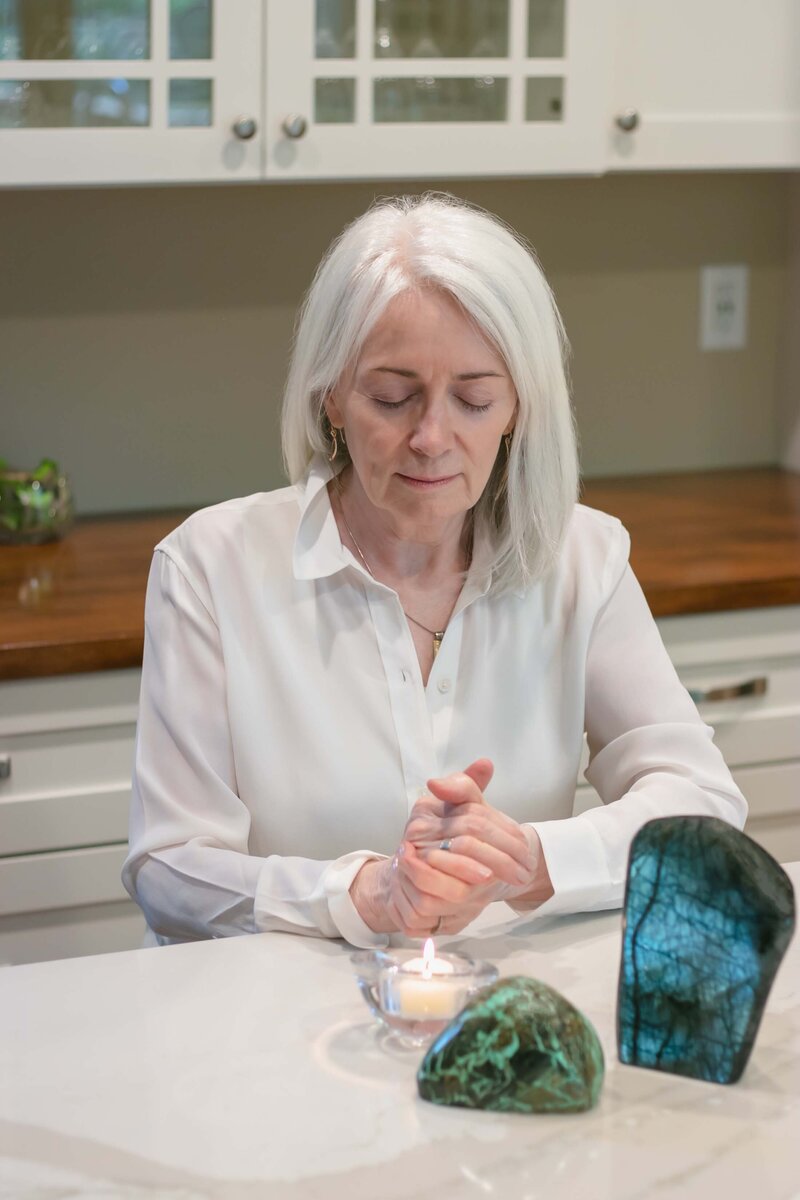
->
[417, 976, 604, 1113]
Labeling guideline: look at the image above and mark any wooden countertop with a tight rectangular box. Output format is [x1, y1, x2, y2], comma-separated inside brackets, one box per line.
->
[1, 466, 798, 682]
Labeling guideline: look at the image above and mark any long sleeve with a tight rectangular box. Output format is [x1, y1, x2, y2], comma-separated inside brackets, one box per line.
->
[525, 523, 748, 917]
[122, 550, 389, 949]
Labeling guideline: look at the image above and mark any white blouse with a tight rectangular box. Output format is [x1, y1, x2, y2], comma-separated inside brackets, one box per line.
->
[122, 455, 747, 949]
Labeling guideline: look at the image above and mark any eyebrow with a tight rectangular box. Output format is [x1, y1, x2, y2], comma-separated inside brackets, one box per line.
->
[366, 367, 504, 381]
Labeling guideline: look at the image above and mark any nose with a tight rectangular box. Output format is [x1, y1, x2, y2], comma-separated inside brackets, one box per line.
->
[407, 395, 453, 458]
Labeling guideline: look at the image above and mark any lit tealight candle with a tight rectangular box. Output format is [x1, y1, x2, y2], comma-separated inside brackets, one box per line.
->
[388, 938, 460, 1020]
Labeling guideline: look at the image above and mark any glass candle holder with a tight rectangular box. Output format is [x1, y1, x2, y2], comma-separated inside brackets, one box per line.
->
[0, 459, 73, 545]
[351, 944, 498, 1047]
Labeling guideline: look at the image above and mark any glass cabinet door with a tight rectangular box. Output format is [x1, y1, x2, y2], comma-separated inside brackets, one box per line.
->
[0, 0, 262, 185]
[265, 0, 611, 180]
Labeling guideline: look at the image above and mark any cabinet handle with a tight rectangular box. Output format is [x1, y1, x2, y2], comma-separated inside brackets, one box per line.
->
[0, 754, 10, 781]
[281, 113, 308, 140]
[615, 109, 640, 133]
[688, 677, 768, 704]
[232, 116, 258, 140]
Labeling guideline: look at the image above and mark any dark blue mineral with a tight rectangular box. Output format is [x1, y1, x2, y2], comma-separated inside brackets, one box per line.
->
[618, 816, 795, 1084]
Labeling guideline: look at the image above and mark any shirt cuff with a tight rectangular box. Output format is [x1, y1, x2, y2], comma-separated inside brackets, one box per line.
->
[323, 851, 391, 949]
[509, 817, 621, 918]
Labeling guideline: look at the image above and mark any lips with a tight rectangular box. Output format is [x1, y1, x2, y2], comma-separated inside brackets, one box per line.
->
[398, 473, 457, 484]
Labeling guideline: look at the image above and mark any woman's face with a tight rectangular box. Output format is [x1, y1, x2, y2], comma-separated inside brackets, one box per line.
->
[325, 288, 518, 535]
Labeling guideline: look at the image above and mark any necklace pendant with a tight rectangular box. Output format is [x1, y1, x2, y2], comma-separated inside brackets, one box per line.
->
[432, 631, 445, 658]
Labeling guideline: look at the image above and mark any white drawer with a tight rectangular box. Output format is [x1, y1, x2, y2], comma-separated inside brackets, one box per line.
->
[0, 899, 146, 966]
[573, 760, 800, 844]
[677, 657, 800, 766]
[0, 843, 129, 916]
[0, 669, 139, 855]
[0, 786, 130, 855]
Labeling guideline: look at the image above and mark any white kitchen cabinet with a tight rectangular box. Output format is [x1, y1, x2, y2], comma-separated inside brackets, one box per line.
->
[0, 669, 143, 965]
[0, 0, 262, 186]
[265, 0, 612, 180]
[574, 605, 800, 863]
[2, 605, 796, 965]
[608, 0, 800, 171]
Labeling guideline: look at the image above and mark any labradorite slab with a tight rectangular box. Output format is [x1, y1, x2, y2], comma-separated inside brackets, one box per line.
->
[417, 976, 604, 1113]
[618, 816, 796, 1085]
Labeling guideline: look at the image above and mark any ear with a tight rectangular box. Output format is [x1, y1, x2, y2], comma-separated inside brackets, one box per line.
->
[503, 399, 519, 436]
[323, 390, 344, 429]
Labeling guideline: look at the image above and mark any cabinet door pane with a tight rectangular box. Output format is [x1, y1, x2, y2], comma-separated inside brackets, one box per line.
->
[528, 0, 565, 58]
[374, 76, 507, 122]
[0, 77, 149, 127]
[375, 0, 509, 58]
[314, 76, 355, 122]
[169, 0, 212, 61]
[0, 0, 149, 61]
[168, 77, 212, 126]
[315, 0, 355, 58]
[525, 76, 563, 121]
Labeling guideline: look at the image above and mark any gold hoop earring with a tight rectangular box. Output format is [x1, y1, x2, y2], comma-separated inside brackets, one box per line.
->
[504, 432, 513, 460]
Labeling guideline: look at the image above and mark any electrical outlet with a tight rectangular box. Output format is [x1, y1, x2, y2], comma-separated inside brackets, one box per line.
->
[699, 265, 749, 351]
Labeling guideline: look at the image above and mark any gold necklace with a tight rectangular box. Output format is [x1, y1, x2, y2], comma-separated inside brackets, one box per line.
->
[332, 473, 469, 659]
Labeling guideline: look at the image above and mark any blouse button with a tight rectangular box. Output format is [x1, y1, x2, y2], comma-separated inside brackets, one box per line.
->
[401, 668, 411, 683]
[438, 678, 451, 694]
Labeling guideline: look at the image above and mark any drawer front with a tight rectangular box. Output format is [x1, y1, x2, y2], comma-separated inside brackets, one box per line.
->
[0, 843, 129, 916]
[0, 899, 146, 966]
[0, 723, 136, 803]
[0, 669, 140, 736]
[573, 760, 800, 850]
[0, 786, 130, 855]
[678, 657, 800, 766]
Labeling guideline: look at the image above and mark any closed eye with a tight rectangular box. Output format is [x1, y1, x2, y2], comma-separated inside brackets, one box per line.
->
[370, 395, 492, 413]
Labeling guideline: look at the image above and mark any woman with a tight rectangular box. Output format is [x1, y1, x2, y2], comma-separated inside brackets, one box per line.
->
[122, 192, 747, 948]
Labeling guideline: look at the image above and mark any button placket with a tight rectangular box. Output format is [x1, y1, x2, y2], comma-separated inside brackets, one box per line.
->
[426, 613, 463, 764]
[363, 581, 438, 812]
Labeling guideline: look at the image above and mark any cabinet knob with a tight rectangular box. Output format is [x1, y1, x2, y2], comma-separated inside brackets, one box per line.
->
[281, 113, 308, 140]
[615, 109, 640, 133]
[0, 754, 10, 781]
[688, 676, 768, 704]
[232, 116, 258, 140]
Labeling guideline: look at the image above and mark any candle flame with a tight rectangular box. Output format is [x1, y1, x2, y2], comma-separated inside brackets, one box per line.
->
[422, 937, 436, 979]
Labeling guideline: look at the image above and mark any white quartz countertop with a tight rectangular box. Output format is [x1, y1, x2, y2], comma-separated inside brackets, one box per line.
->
[1, 864, 798, 1200]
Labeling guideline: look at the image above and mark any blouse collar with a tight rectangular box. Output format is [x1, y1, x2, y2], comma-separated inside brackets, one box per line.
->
[291, 453, 499, 603]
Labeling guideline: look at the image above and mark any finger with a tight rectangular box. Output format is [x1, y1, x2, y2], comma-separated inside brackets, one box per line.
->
[417, 806, 530, 863]
[426, 772, 486, 808]
[425, 835, 532, 887]
[462, 758, 494, 795]
[398, 841, 492, 899]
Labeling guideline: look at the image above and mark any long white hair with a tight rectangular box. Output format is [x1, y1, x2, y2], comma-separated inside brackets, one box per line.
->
[281, 191, 579, 594]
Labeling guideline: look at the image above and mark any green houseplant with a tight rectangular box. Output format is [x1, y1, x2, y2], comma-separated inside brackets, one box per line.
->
[0, 458, 74, 545]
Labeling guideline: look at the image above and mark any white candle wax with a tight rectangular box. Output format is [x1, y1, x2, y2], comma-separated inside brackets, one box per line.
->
[387, 952, 459, 1020]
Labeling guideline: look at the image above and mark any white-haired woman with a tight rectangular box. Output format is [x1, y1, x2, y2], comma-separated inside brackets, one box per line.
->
[123, 193, 747, 948]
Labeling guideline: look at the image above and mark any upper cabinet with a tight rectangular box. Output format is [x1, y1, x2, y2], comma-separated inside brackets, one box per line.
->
[608, 0, 800, 171]
[0, 0, 262, 185]
[264, 0, 612, 180]
[1, 0, 799, 187]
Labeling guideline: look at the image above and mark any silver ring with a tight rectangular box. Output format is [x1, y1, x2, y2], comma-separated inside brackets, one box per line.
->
[439, 838, 452, 852]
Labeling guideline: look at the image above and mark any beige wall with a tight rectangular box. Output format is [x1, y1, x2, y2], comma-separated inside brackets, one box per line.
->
[0, 171, 790, 515]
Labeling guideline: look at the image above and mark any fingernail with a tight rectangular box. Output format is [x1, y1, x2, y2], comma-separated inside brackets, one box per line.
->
[515, 868, 530, 885]
[477, 866, 493, 879]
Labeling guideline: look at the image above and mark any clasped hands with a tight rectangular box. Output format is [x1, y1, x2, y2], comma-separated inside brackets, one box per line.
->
[350, 758, 554, 938]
